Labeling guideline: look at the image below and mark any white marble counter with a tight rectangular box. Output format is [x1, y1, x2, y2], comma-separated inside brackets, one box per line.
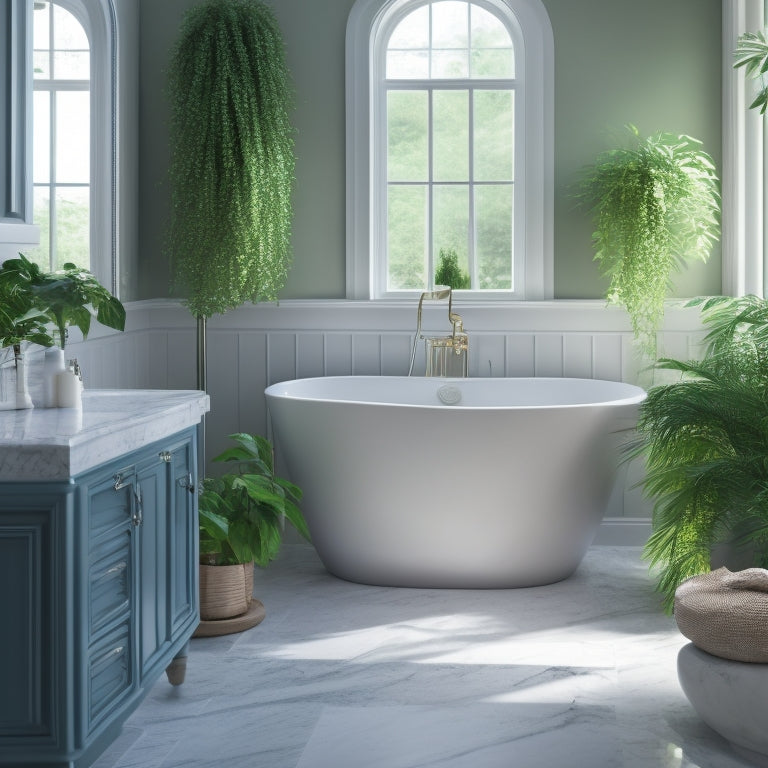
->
[0, 389, 210, 481]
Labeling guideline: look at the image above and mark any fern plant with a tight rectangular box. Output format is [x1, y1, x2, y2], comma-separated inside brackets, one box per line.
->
[574, 126, 720, 357]
[167, 0, 295, 319]
[635, 295, 768, 611]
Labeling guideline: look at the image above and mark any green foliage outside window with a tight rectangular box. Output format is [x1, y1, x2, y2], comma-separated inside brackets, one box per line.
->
[386, 83, 513, 292]
[434, 248, 470, 290]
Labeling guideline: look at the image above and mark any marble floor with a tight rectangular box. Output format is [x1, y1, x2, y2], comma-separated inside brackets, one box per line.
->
[93, 544, 755, 768]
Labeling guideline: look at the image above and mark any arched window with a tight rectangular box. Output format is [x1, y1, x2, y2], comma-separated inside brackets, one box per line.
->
[347, 0, 553, 299]
[29, 0, 116, 292]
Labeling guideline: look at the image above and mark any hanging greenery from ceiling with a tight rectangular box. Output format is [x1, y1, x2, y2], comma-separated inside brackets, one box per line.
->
[167, 0, 295, 319]
[734, 30, 768, 113]
[574, 126, 720, 358]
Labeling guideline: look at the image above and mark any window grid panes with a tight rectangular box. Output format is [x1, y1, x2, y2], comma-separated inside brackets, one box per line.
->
[383, 0, 515, 294]
[29, 1, 90, 272]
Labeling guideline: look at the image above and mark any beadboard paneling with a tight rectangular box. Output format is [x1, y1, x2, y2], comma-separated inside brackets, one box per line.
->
[63, 299, 707, 539]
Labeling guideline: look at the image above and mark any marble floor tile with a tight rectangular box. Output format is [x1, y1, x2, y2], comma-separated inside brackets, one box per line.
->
[91, 544, 756, 768]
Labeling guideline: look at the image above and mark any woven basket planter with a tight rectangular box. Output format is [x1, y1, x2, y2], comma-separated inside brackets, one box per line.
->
[199, 562, 254, 621]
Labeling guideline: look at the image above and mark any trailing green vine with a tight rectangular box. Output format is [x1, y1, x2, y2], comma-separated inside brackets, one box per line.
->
[574, 126, 720, 357]
[167, 0, 295, 319]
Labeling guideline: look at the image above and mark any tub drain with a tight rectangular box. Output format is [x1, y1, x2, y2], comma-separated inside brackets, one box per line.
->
[437, 385, 462, 405]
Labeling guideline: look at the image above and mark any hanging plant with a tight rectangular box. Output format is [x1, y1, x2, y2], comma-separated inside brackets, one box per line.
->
[167, 0, 295, 319]
[574, 126, 720, 357]
[734, 29, 768, 114]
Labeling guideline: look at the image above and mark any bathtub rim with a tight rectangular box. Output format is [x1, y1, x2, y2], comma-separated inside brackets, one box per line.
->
[264, 375, 647, 411]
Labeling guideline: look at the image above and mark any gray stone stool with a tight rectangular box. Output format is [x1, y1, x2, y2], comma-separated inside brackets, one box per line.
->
[674, 568, 768, 766]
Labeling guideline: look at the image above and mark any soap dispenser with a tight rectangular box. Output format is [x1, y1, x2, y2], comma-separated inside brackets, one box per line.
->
[57, 358, 83, 408]
[43, 347, 65, 407]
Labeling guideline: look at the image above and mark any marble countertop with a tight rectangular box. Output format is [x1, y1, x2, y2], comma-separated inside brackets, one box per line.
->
[0, 389, 210, 481]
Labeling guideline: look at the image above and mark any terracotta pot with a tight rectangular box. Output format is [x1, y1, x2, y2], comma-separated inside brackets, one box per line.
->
[199, 562, 254, 621]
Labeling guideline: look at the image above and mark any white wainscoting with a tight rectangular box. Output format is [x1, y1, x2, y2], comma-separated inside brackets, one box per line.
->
[63, 298, 707, 545]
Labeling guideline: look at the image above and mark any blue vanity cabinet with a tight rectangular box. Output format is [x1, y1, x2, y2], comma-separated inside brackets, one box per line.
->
[0, 426, 200, 768]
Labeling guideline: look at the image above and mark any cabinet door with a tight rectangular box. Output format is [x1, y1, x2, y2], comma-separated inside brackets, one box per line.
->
[169, 438, 198, 634]
[0, 489, 69, 751]
[85, 469, 137, 735]
[135, 454, 170, 678]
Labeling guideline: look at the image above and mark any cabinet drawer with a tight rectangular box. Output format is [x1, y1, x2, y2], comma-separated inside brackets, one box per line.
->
[88, 621, 133, 732]
[89, 479, 133, 538]
[89, 531, 131, 637]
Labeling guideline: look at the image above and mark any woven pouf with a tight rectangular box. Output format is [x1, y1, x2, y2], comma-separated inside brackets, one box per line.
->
[674, 568, 768, 766]
[675, 567, 768, 662]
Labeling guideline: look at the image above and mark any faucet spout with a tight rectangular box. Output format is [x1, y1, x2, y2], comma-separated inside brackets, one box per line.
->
[408, 287, 469, 376]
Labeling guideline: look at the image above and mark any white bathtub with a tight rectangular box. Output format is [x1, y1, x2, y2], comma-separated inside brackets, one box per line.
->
[265, 376, 646, 588]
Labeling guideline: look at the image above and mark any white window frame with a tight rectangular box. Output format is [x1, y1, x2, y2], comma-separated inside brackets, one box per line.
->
[722, 0, 766, 298]
[346, 0, 553, 300]
[33, 0, 117, 294]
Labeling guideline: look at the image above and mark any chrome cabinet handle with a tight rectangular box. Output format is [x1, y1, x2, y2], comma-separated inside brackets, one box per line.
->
[132, 483, 143, 527]
[178, 473, 195, 494]
[159, 451, 172, 463]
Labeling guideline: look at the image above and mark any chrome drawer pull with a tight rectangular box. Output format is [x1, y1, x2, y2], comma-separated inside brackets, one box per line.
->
[95, 561, 128, 582]
[113, 473, 130, 491]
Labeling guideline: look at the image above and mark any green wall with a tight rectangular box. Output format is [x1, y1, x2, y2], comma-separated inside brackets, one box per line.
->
[136, 0, 722, 302]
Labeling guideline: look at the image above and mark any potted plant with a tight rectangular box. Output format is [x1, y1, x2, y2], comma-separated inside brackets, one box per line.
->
[573, 125, 720, 358]
[28, 259, 126, 350]
[634, 31, 768, 611]
[0, 255, 55, 409]
[167, 0, 295, 400]
[635, 295, 768, 611]
[197, 433, 308, 629]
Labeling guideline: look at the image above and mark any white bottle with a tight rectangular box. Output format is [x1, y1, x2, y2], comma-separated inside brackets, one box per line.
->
[56, 359, 83, 409]
[43, 347, 65, 407]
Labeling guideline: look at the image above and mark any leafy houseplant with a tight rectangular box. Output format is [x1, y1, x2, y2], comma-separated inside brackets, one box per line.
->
[636, 295, 768, 611]
[0, 253, 125, 408]
[167, 0, 295, 395]
[574, 126, 720, 357]
[197, 432, 308, 625]
[199, 433, 308, 567]
[0, 256, 56, 350]
[29, 260, 126, 349]
[0, 256, 55, 409]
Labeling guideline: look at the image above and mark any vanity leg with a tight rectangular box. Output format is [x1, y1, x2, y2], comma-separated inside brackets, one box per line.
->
[166, 643, 189, 686]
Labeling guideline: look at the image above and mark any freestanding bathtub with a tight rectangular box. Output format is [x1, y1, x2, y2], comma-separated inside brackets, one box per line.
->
[265, 376, 646, 588]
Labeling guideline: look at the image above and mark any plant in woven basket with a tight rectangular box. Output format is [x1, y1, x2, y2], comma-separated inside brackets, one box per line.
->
[573, 125, 720, 358]
[199, 433, 309, 567]
[634, 295, 768, 611]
